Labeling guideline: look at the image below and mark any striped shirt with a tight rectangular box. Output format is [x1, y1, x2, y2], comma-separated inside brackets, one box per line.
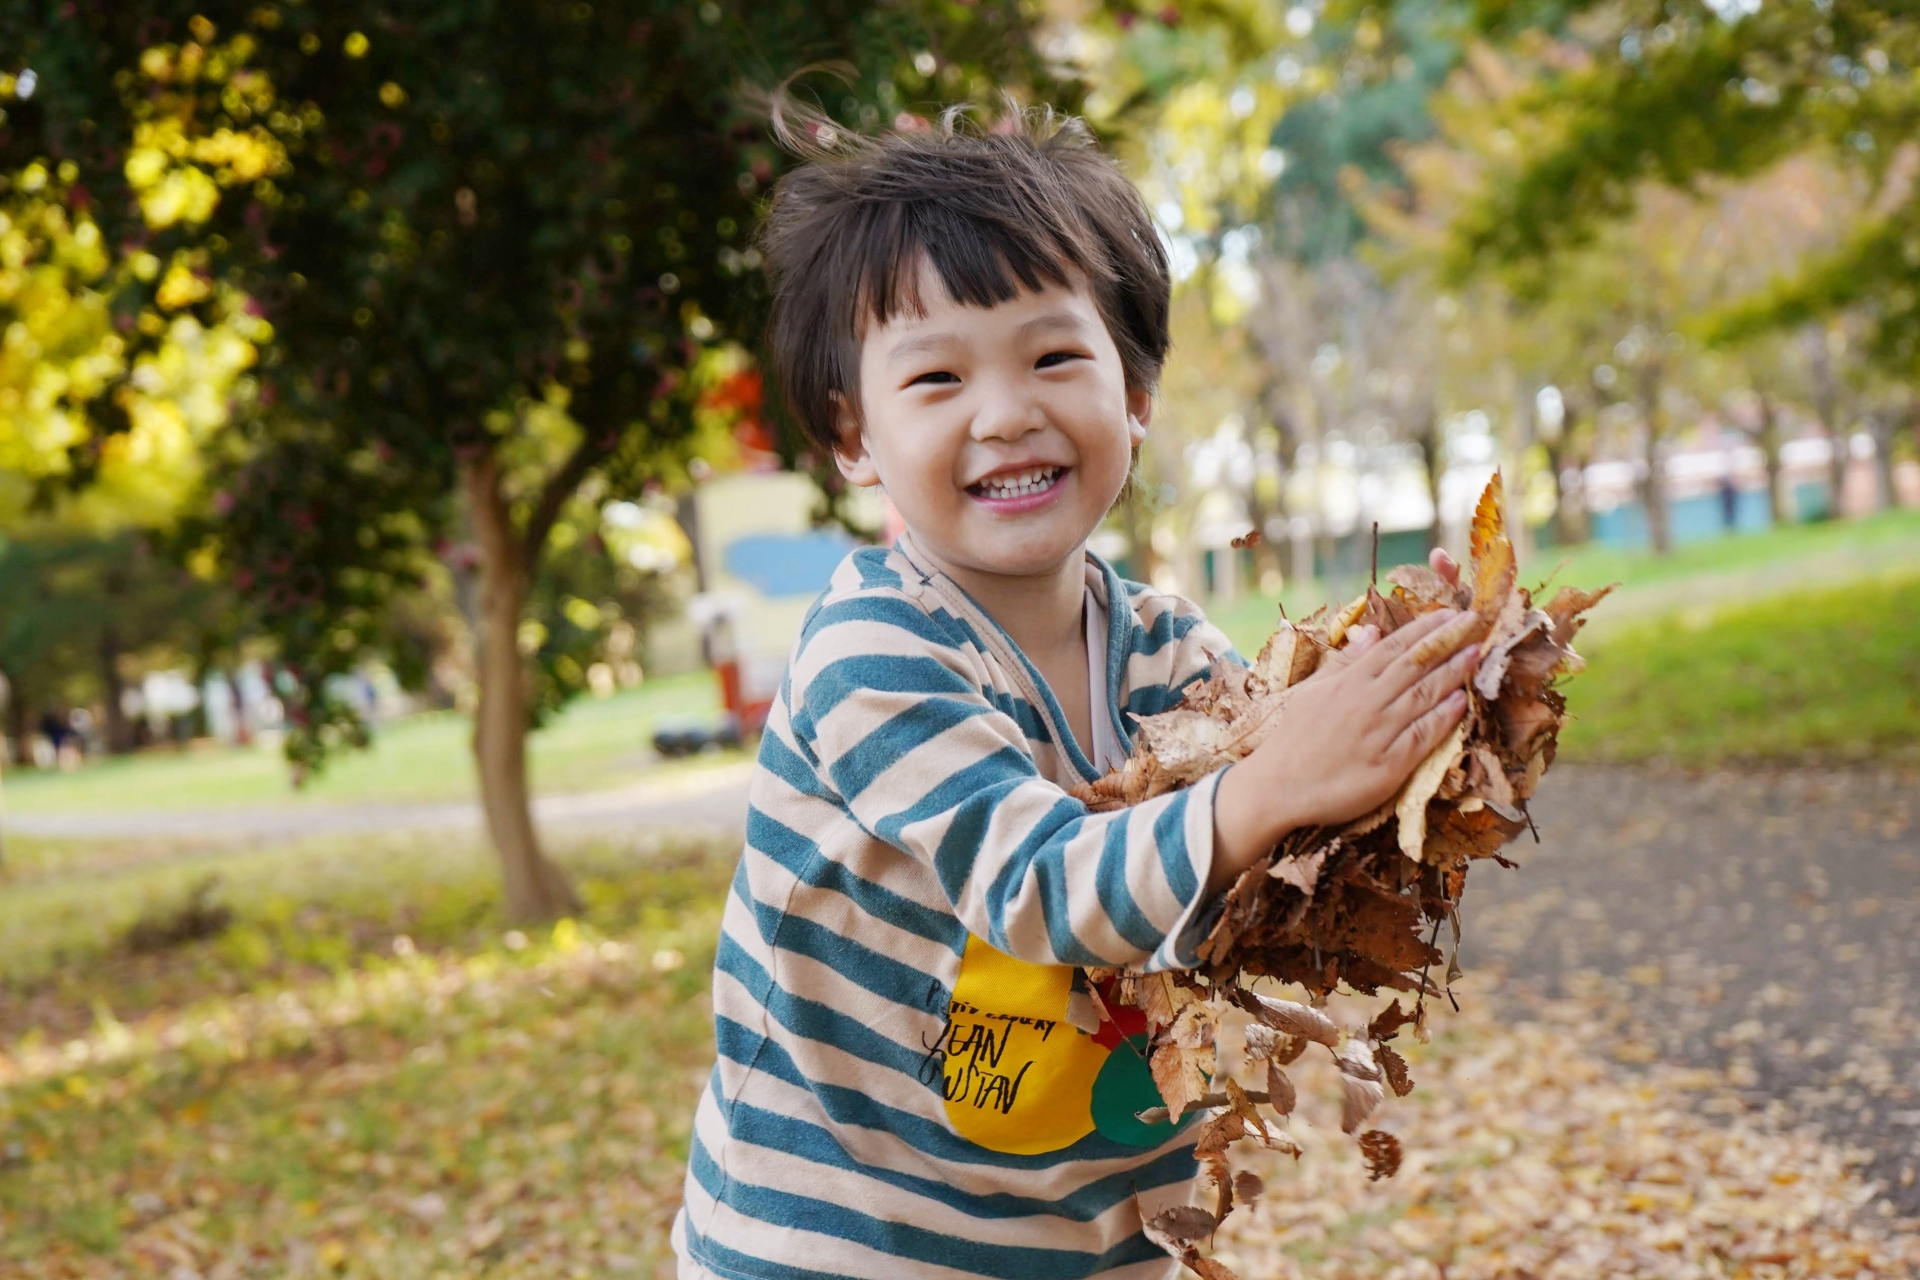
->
[674, 535, 1239, 1279]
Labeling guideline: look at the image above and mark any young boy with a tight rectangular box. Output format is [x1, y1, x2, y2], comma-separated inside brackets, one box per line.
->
[673, 108, 1479, 1280]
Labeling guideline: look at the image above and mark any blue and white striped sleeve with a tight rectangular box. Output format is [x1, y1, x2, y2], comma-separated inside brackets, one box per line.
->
[788, 589, 1222, 973]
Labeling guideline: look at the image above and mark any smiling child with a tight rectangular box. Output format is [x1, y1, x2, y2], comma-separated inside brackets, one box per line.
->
[672, 107, 1482, 1280]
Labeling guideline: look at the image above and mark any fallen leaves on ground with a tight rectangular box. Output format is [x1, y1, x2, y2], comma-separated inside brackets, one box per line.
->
[0, 859, 730, 1280]
[1208, 987, 1920, 1279]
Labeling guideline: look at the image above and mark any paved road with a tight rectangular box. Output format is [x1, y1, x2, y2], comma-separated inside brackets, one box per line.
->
[5, 761, 756, 844]
[1467, 763, 1920, 1216]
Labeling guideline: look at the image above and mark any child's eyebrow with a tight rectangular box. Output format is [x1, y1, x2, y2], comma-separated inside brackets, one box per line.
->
[884, 310, 1090, 368]
[886, 331, 962, 366]
[1013, 311, 1090, 342]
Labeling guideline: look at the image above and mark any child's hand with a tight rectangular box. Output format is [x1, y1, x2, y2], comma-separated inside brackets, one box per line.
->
[1209, 606, 1481, 895]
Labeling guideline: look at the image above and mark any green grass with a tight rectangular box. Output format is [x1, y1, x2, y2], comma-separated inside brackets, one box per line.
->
[3, 670, 729, 813]
[1206, 507, 1920, 656]
[1559, 572, 1920, 766]
[1, 828, 733, 1278]
[1541, 504, 1920, 596]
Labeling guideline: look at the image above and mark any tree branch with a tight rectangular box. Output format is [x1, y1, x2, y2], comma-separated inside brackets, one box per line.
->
[521, 432, 612, 564]
[520, 338, 652, 564]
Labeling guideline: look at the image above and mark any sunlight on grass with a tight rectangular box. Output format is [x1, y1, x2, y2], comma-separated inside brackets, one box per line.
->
[1, 832, 732, 1278]
[1560, 573, 1920, 766]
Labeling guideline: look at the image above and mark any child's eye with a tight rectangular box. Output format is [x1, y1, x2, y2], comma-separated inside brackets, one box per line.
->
[1036, 350, 1086, 369]
[908, 370, 960, 387]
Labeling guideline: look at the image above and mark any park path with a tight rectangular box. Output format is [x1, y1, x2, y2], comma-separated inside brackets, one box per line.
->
[1467, 763, 1920, 1218]
[4, 759, 756, 844]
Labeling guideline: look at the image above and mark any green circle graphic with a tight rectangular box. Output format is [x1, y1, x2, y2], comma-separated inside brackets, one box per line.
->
[1090, 1034, 1178, 1148]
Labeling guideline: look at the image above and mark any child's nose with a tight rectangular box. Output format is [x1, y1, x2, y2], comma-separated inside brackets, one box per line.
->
[969, 381, 1045, 442]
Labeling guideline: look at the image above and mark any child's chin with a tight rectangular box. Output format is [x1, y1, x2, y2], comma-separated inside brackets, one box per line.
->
[957, 530, 1094, 577]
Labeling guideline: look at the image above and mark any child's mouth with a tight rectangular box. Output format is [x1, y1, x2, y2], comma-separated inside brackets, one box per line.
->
[966, 466, 1068, 509]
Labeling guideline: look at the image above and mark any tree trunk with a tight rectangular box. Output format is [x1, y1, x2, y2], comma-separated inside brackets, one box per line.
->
[1867, 408, 1900, 513]
[1, 669, 23, 767]
[1412, 402, 1446, 551]
[100, 624, 135, 755]
[463, 454, 580, 923]
[1117, 482, 1159, 586]
[1805, 329, 1849, 519]
[1752, 389, 1790, 527]
[1636, 363, 1672, 555]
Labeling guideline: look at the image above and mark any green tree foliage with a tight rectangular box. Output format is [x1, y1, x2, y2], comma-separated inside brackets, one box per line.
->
[1269, 0, 1462, 263]
[1, 0, 1072, 918]
[1439, 1, 1920, 375]
[0, 532, 229, 756]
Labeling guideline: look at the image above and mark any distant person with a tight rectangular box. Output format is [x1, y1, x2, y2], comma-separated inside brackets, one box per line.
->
[671, 105, 1485, 1279]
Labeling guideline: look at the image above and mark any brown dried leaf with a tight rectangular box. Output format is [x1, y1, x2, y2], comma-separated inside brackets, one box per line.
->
[1193, 1110, 1252, 1159]
[1378, 1044, 1415, 1097]
[1395, 720, 1468, 861]
[1150, 1040, 1211, 1126]
[1367, 998, 1416, 1042]
[1337, 1038, 1386, 1134]
[1358, 1128, 1404, 1181]
[1265, 1060, 1298, 1117]
[1231, 1170, 1265, 1208]
[1222, 1076, 1270, 1142]
[1542, 582, 1615, 648]
[1199, 1149, 1234, 1220]
[1469, 471, 1515, 622]
[1386, 562, 1463, 609]
[1267, 846, 1329, 897]
[1142, 1204, 1218, 1251]
[1246, 994, 1340, 1046]
[1474, 606, 1551, 699]
[1250, 623, 1319, 691]
[1136, 972, 1195, 1033]
[1150, 1005, 1217, 1124]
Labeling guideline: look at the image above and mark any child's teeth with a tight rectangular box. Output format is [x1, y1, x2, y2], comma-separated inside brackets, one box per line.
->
[981, 468, 1058, 497]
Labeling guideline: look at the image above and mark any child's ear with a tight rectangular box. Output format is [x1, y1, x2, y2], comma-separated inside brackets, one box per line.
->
[829, 391, 881, 487]
[1126, 384, 1153, 447]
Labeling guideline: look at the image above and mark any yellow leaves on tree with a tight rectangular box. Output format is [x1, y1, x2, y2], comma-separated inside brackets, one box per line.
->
[1083, 473, 1610, 1278]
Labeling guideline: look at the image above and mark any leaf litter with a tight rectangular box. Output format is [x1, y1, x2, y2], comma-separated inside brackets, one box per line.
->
[1077, 474, 1624, 1271]
[1209, 987, 1920, 1279]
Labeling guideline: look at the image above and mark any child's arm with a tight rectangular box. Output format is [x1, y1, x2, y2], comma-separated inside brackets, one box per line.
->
[789, 590, 1235, 973]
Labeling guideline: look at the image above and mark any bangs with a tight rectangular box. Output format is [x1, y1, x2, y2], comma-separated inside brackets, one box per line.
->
[848, 198, 1086, 335]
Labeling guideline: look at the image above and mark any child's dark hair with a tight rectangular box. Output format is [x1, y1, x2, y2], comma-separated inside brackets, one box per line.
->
[760, 101, 1171, 454]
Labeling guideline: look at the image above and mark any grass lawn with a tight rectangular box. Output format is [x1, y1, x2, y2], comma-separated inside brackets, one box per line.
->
[3, 670, 730, 814]
[1206, 505, 1920, 656]
[1558, 571, 1920, 766]
[2, 829, 733, 1279]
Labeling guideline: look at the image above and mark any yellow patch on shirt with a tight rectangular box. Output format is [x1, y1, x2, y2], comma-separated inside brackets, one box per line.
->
[938, 936, 1108, 1154]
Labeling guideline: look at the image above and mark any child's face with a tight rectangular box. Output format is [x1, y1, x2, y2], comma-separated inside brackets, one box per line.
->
[833, 258, 1149, 584]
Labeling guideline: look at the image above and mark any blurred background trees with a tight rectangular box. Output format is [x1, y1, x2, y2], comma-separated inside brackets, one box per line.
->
[2, 0, 1072, 918]
[3, 0, 1917, 917]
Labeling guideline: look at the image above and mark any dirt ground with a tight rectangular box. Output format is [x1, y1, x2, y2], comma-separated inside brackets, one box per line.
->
[1466, 763, 1920, 1218]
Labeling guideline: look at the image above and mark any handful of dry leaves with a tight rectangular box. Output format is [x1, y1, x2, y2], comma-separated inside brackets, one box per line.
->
[1074, 474, 1611, 1277]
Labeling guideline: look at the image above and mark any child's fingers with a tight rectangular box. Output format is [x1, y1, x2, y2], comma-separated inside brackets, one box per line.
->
[1402, 608, 1483, 671]
[1318, 624, 1380, 672]
[1393, 644, 1478, 721]
[1355, 608, 1460, 677]
[1391, 687, 1466, 765]
[1429, 547, 1460, 586]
